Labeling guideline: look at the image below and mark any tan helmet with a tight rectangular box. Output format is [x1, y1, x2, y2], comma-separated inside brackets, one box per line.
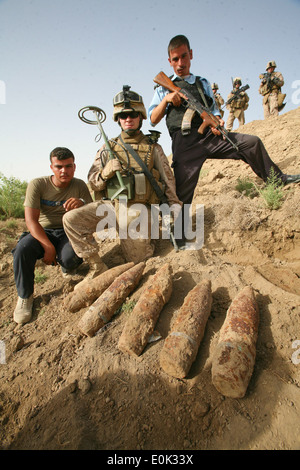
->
[113, 86, 147, 121]
[233, 77, 242, 85]
[266, 60, 277, 70]
[212, 82, 219, 90]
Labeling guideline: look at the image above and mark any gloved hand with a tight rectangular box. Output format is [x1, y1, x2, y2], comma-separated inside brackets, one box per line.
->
[101, 159, 122, 180]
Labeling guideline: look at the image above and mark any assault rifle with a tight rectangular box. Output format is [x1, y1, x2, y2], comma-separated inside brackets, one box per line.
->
[224, 84, 250, 107]
[153, 71, 239, 151]
[259, 72, 281, 91]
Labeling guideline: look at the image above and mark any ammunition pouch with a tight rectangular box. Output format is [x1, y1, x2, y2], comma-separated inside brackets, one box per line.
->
[106, 174, 135, 200]
[133, 169, 163, 204]
[277, 92, 286, 108]
[106, 171, 162, 204]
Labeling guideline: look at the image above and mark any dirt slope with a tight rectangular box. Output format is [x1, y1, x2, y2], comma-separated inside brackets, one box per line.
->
[0, 109, 299, 451]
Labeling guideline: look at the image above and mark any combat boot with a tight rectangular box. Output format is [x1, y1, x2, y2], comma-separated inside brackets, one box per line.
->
[74, 254, 108, 291]
[86, 253, 108, 279]
[284, 174, 300, 185]
[13, 295, 33, 325]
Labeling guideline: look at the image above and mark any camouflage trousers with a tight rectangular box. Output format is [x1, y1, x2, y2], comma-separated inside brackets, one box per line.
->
[263, 92, 279, 118]
[226, 110, 245, 131]
[63, 201, 156, 264]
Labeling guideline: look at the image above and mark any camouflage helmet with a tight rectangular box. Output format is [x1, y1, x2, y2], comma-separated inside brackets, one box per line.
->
[266, 60, 277, 70]
[113, 86, 147, 121]
[233, 77, 242, 85]
[212, 82, 219, 90]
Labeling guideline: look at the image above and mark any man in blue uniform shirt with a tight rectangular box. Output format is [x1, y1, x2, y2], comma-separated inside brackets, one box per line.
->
[148, 34, 300, 247]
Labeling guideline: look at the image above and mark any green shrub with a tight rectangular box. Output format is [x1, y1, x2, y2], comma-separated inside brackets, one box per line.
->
[235, 177, 258, 198]
[236, 170, 285, 210]
[256, 168, 284, 210]
[34, 269, 48, 284]
[0, 173, 27, 219]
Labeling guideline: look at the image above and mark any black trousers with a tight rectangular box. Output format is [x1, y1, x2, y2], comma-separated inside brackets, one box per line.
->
[12, 228, 82, 299]
[171, 128, 285, 206]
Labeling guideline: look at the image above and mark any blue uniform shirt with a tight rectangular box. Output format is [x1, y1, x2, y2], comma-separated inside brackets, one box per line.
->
[148, 73, 221, 125]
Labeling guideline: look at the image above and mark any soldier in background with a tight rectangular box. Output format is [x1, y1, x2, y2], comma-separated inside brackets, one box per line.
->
[259, 61, 285, 119]
[212, 83, 224, 117]
[226, 77, 249, 131]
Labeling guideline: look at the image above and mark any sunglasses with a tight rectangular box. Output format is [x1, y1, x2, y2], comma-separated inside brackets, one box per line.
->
[119, 111, 140, 119]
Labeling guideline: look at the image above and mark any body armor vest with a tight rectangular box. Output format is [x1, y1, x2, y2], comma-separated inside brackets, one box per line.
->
[108, 133, 163, 204]
[166, 77, 213, 136]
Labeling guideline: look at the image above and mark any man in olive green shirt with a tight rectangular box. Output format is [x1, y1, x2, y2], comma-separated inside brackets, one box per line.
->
[12, 147, 93, 325]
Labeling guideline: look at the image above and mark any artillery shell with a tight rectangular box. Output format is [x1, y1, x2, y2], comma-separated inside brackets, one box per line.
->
[78, 262, 145, 337]
[160, 279, 212, 378]
[211, 286, 259, 398]
[118, 263, 173, 356]
[64, 263, 134, 312]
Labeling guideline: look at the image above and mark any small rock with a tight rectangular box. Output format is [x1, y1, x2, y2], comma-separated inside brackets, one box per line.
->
[191, 401, 210, 420]
[9, 334, 25, 354]
[78, 377, 92, 394]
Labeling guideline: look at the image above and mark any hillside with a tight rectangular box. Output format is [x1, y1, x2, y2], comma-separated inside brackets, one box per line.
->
[0, 108, 299, 451]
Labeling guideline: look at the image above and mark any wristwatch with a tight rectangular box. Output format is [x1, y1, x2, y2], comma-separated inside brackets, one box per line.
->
[79, 198, 86, 205]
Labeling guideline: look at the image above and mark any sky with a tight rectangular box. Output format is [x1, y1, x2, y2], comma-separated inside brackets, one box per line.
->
[0, 0, 300, 183]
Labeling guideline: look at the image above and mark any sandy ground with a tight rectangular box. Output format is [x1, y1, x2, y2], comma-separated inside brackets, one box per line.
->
[0, 108, 299, 451]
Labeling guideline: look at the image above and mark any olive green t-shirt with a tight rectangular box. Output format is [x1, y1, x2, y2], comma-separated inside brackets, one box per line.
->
[24, 176, 93, 228]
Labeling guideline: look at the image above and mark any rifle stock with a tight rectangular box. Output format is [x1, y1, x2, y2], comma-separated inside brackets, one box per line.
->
[153, 72, 239, 151]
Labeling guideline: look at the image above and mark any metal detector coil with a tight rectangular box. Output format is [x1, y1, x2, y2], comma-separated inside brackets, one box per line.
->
[78, 106, 127, 200]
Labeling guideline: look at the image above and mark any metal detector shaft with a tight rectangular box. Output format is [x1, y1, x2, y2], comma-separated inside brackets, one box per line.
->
[78, 105, 127, 200]
[92, 109, 126, 197]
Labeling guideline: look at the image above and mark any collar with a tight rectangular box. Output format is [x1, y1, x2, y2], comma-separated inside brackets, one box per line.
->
[120, 130, 145, 144]
[172, 73, 196, 84]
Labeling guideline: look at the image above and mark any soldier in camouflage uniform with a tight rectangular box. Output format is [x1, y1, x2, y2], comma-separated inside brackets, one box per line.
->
[259, 61, 284, 119]
[226, 77, 249, 131]
[63, 87, 181, 278]
[212, 83, 224, 118]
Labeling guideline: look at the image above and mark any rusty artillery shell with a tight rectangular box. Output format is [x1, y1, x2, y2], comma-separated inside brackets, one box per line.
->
[64, 263, 134, 312]
[78, 262, 145, 337]
[118, 263, 173, 356]
[211, 286, 259, 398]
[160, 279, 212, 378]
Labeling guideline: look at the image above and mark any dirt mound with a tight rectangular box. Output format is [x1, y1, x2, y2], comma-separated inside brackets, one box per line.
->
[0, 109, 299, 451]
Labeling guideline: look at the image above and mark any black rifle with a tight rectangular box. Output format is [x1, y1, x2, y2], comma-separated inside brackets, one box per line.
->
[153, 71, 239, 152]
[224, 84, 250, 107]
[259, 72, 280, 92]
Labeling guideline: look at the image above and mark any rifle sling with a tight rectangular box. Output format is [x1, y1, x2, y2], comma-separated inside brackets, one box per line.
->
[118, 135, 168, 204]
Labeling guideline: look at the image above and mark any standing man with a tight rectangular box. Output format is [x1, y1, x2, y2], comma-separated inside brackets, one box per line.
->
[148, 35, 300, 247]
[12, 147, 93, 325]
[226, 77, 249, 131]
[259, 61, 285, 118]
[212, 83, 224, 118]
[63, 87, 181, 272]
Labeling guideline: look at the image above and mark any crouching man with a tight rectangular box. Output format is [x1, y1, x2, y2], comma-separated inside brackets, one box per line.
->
[12, 147, 93, 325]
[63, 86, 182, 277]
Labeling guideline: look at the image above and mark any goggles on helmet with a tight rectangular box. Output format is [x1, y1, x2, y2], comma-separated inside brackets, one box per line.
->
[113, 86, 143, 107]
